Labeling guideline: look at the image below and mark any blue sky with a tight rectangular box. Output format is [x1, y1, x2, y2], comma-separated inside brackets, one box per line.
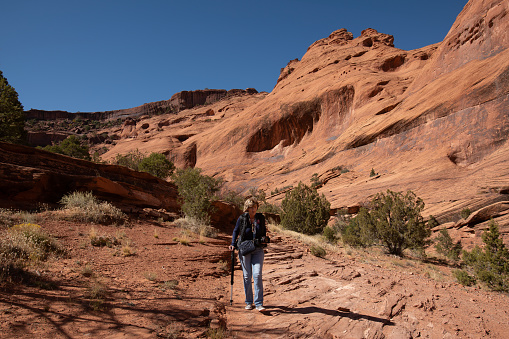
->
[1, 0, 468, 113]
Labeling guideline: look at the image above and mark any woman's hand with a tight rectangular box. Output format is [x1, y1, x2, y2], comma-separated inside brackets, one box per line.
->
[228, 245, 235, 251]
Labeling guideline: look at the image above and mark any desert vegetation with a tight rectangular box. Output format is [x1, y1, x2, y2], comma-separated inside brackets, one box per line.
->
[0, 222, 63, 283]
[340, 190, 432, 256]
[0, 70, 26, 144]
[113, 149, 175, 179]
[171, 167, 222, 224]
[281, 182, 331, 235]
[39, 135, 92, 160]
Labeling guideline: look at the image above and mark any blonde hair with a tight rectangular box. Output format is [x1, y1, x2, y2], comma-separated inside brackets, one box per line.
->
[243, 197, 259, 212]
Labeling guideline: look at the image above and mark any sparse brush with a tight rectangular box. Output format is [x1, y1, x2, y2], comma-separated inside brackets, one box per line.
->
[121, 239, 136, 256]
[88, 280, 108, 299]
[434, 228, 462, 262]
[174, 216, 218, 239]
[453, 269, 476, 286]
[206, 327, 227, 339]
[0, 209, 39, 228]
[159, 280, 179, 291]
[81, 264, 94, 277]
[310, 244, 326, 258]
[0, 223, 62, 282]
[59, 191, 128, 225]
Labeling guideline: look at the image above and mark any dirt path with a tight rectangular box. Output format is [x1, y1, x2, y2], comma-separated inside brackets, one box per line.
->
[225, 234, 509, 338]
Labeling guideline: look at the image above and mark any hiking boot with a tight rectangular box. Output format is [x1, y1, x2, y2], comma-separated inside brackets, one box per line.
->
[245, 304, 253, 310]
[256, 305, 266, 311]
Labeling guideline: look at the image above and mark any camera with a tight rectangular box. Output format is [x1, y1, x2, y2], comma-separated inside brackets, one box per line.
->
[254, 236, 270, 247]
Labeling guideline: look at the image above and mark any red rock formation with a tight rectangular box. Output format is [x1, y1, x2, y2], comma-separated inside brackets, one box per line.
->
[0, 141, 181, 213]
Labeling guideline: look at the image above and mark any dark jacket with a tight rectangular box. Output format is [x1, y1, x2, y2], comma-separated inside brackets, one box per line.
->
[231, 212, 266, 247]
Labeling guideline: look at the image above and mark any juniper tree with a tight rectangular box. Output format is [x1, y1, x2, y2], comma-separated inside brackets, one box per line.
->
[0, 71, 26, 144]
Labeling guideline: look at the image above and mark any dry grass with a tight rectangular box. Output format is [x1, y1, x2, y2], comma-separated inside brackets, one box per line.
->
[0, 222, 63, 282]
[174, 216, 218, 239]
[58, 191, 128, 225]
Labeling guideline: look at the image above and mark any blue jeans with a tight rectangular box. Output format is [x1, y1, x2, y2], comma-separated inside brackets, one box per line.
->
[239, 247, 264, 306]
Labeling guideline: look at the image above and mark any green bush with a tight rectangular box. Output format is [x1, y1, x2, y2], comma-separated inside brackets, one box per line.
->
[369, 168, 377, 177]
[172, 168, 222, 224]
[434, 227, 462, 262]
[342, 190, 431, 256]
[341, 207, 375, 247]
[41, 135, 91, 160]
[453, 269, 476, 286]
[114, 150, 174, 179]
[138, 152, 175, 179]
[281, 182, 330, 235]
[310, 173, 322, 188]
[323, 227, 336, 243]
[248, 188, 266, 204]
[462, 220, 509, 291]
[310, 244, 326, 258]
[460, 207, 471, 219]
[113, 149, 145, 171]
[258, 202, 282, 214]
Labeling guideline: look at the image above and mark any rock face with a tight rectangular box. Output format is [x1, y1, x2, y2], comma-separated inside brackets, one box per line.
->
[25, 88, 259, 121]
[0, 141, 180, 213]
[168, 88, 258, 113]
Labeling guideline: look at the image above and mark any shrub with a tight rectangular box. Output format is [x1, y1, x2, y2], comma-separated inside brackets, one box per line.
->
[258, 202, 282, 214]
[453, 269, 476, 286]
[341, 207, 375, 247]
[0, 223, 62, 282]
[310, 173, 322, 188]
[219, 190, 244, 210]
[434, 227, 462, 262]
[369, 168, 377, 177]
[281, 182, 330, 235]
[174, 216, 218, 239]
[138, 152, 175, 179]
[113, 149, 146, 170]
[41, 135, 91, 161]
[59, 191, 127, 225]
[323, 227, 336, 243]
[462, 220, 509, 291]
[310, 244, 326, 258]
[460, 207, 471, 219]
[172, 168, 222, 224]
[342, 190, 431, 256]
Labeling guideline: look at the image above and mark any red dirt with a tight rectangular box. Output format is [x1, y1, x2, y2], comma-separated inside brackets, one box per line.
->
[2, 216, 509, 338]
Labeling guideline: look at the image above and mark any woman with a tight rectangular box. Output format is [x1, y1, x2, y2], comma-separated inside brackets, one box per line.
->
[229, 197, 267, 311]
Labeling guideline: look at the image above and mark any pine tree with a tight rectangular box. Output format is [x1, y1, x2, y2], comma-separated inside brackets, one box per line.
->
[463, 220, 509, 291]
[0, 70, 26, 144]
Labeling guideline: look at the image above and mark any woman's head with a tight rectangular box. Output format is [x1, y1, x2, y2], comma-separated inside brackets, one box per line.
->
[244, 197, 259, 216]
